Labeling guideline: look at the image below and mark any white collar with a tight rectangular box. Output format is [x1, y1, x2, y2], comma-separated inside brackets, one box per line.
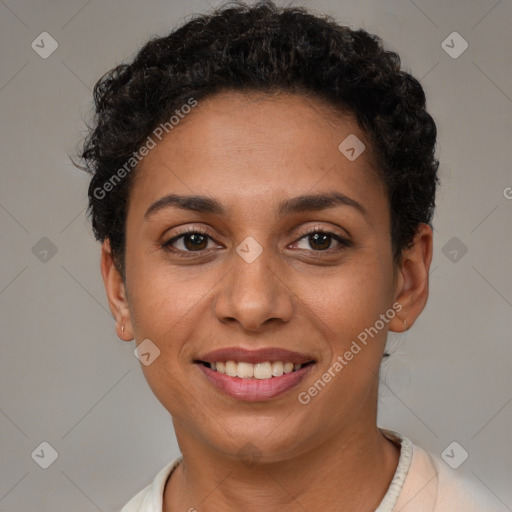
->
[122, 427, 413, 512]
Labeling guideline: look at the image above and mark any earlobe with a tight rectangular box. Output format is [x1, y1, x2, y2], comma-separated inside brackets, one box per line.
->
[388, 223, 433, 333]
[100, 239, 133, 341]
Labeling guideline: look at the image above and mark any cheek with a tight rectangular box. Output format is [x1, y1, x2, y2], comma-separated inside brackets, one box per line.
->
[140, 359, 207, 431]
[304, 259, 393, 339]
[125, 257, 218, 403]
[128, 271, 199, 417]
[127, 253, 209, 338]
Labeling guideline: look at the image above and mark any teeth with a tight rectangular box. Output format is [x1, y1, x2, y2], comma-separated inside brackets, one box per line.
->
[237, 361, 254, 378]
[207, 360, 306, 379]
[271, 361, 283, 377]
[225, 361, 238, 377]
[254, 362, 272, 379]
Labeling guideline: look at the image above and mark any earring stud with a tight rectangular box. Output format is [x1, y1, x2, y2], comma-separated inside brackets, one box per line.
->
[121, 325, 125, 333]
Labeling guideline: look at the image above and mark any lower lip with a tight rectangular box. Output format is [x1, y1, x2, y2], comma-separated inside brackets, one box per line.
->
[197, 363, 315, 401]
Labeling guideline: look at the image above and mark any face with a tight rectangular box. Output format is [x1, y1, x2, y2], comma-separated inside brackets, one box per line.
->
[102, 90, 432, 461]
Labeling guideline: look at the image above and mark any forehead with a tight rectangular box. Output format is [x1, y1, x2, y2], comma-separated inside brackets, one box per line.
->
[143, 90, 367, 162]
[126, 90, 386, 221]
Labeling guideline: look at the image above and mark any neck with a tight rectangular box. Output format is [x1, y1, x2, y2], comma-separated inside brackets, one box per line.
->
[163, 420, 400, 512]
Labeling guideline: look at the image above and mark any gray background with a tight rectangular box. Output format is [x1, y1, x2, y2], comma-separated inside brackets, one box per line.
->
[0, 0, 511, 510]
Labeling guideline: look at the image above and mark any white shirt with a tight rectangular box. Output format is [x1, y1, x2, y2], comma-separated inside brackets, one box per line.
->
[121, 428, 506, 511]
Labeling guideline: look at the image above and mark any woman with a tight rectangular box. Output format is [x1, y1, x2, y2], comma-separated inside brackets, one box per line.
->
[78, 2, 503, 510]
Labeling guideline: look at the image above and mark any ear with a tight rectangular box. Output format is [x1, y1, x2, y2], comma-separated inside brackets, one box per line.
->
[388, 223, 433, 333]
[100, 238, 133, 341]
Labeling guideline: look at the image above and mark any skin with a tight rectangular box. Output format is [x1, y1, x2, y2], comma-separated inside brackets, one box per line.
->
[101, 90, 433, 511]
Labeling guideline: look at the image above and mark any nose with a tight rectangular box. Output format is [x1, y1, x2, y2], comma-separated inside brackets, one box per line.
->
[213, 246, 294, 332]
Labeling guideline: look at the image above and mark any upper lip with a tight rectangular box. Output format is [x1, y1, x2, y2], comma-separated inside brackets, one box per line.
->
[196, 347, 315, 365]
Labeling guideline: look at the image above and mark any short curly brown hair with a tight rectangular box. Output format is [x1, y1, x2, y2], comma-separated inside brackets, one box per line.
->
[78, 0, 439, 280]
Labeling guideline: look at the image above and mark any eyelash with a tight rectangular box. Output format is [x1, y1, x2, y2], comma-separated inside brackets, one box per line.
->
[161, 225, 351, 257]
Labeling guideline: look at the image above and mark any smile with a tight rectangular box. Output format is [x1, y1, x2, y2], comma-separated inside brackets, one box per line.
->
[196, 360, 315, 401]
[200, 360, 313, 379]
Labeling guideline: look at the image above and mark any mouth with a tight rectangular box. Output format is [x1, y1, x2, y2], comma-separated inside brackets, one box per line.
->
[196, 360, 315, 379]
[194, 346, 316, 401]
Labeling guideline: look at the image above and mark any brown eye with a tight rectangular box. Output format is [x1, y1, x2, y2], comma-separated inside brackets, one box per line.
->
[306, 232, 332, 250]
[180, 233, 209, 251]
[162, 229, 217, 255]
[161, 227, 350, 258]
[293, 229, 351, 252]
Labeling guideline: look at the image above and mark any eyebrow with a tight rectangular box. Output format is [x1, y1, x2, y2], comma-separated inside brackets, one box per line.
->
[144, 191, 369, 220]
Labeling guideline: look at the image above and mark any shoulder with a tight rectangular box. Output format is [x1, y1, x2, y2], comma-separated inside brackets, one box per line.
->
[429, 450, 506, 512]
[121, 455, 183, 512]
[396, 439, 506, 512]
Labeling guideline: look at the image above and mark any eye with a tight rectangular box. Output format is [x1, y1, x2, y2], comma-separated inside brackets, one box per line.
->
[161, 225, 351, 257]
[291, 227, 351, 252]
[161, 227, 220, 256]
